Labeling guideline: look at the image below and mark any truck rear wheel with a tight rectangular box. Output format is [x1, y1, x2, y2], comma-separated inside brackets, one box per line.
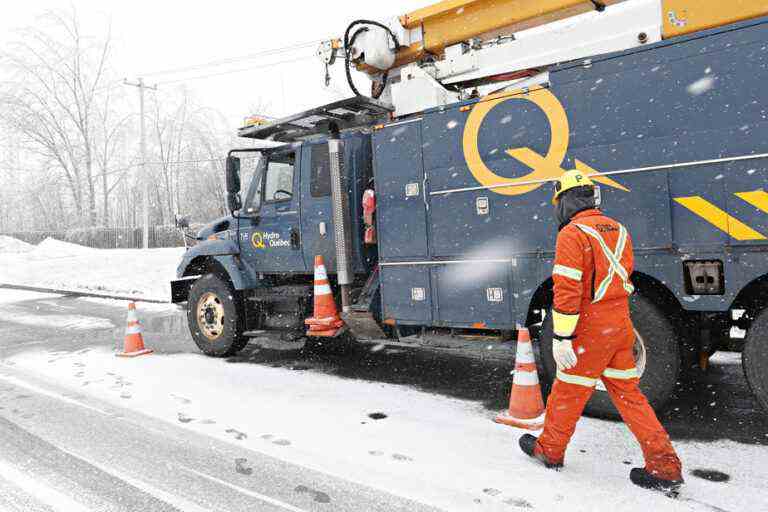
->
[539, 293, 680, 419]
[187, 273, 248, 357]
[743, 308, 768, 413]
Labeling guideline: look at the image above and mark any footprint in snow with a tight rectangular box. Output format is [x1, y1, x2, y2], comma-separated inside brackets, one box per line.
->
[198, 419, 216, 425]
[120, 392, 131, 399]
[234, 458, 253, 475]
[503, 497, 533, 509]
[483, 488, 502, 497]
[74, 372, 84, 378]
[177, 413, 194, 423]
[294, 485, 331, 504]
[226, 428, 248, 440]
[260, 434, 290, 446]
[73, 362, 85, 368]
[171, 394, 191, 405]
[391, 453, 413, 462]
[368, 450, 384, 457]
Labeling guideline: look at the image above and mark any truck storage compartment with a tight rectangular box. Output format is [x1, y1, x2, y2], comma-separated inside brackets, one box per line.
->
[373, 120, 429, 260]
[432, 261, 514, 328]
[380, 265, 432, 324]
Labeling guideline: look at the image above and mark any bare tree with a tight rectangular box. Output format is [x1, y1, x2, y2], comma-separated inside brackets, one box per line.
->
[0, 9, 115, 227]
[93, 86, 132, 227]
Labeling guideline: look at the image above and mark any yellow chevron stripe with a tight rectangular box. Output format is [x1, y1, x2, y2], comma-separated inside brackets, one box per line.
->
[735, 190, 768, 215]
[674, 196, 767, 241]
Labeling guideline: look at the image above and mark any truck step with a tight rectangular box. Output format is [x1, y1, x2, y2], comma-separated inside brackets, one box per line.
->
[341, 311, 388, 340]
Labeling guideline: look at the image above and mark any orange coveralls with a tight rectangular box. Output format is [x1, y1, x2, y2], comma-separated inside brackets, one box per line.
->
[536, 209, 682, 481]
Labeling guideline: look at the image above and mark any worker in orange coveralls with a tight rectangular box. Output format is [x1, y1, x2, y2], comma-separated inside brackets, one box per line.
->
[518, 170, 684, 495]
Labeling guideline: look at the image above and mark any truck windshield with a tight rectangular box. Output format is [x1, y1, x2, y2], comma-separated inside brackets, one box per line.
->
[241, 152, 265, 215]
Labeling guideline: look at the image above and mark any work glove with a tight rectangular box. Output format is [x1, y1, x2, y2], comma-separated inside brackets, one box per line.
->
[552, 336, 578, 370]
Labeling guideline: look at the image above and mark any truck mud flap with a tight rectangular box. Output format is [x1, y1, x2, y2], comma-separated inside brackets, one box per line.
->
[171, 278, 196, 303]
[341, 310, 388, 341]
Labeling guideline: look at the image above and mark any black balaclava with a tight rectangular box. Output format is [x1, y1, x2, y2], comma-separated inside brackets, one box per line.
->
[555, 186, 597, 230]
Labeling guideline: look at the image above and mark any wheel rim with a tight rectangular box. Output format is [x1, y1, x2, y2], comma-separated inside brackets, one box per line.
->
[196, 292, 225, 341]
[595, 328, 647, 392]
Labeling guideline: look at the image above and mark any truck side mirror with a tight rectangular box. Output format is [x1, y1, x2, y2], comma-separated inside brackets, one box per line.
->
[225, 156, 242, 213]
[226, 156, 241, 193]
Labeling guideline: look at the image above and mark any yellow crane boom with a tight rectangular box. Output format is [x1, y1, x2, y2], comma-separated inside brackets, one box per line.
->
[390, 0, 768, 70]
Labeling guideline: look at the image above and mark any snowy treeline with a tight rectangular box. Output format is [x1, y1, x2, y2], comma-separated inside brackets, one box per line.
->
[0, 10, 261, 233]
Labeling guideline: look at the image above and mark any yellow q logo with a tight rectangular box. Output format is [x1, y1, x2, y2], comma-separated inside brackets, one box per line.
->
[251, 232, 265, 249]
[462, 88, 629, 196]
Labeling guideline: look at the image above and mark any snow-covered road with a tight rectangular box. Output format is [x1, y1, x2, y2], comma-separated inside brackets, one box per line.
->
[0, 289, 766, 511]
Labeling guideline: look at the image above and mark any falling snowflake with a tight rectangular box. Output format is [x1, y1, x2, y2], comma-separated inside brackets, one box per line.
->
[687, 76, 716, 96]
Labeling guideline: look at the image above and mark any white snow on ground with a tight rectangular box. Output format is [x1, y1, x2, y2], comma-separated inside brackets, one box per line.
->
[5, 347, 766, 512]
[0, 305, 114, 331]
[0, 459, 90, 512]
[0, 290, 59, 305]
[0, 236, 34, 253]
[0, 238, 184, 301]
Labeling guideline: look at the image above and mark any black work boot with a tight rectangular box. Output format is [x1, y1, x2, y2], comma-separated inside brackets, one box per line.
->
[519, 434, 563, 470]
[630, 468, 684, 497]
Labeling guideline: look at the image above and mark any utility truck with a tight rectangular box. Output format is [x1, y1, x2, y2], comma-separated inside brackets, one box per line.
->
[172, 0, 768, 418]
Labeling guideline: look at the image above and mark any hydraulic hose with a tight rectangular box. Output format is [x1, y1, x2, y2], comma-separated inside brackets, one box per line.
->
[343, 19, 400, 99]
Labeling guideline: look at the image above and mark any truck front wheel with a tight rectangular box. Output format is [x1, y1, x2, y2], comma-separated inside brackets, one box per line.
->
[187, 273, 248, 357]
[539, 292, 680, 419]
[743, 307, 768, 413]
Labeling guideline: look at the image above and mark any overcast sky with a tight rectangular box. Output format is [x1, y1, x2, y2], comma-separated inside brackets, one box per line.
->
[1, 0, 433, 125]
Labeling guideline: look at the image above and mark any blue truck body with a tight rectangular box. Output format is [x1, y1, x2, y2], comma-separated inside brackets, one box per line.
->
[373, 15, 768, 330]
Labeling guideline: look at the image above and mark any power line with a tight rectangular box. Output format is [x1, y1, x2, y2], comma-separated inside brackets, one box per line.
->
[155, 55, 317, 85]
[140, 39, 324, 78]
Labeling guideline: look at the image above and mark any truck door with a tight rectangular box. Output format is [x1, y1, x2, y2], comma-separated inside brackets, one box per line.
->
[299, 142, 338, 270]
[245, 148, 306, 273]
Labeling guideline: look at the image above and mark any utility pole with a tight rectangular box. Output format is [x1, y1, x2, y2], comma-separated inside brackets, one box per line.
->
[124, 78, 157, 249]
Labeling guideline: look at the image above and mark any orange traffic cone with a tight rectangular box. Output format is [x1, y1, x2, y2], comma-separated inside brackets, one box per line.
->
[305, 255, 345, 337]
[117, 302, 153, 357]
[494, 328, 545, 429]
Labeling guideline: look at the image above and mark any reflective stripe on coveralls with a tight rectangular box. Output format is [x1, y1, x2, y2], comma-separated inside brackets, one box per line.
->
[556, 370, 597, 387]
[556, 367, 639, 386]
[602, 367, 639, 379]
[573, 223, 635, 301]
[553, 264, 583, 281]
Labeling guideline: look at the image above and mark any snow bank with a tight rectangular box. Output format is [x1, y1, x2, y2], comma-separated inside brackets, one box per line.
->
[0, 235, 34, 253]
[0, 243, 184, 301]
[33, 237, 96, 257]
[6, 346, 765, 512]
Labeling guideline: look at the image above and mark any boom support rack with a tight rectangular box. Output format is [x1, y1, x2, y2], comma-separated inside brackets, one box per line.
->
[238, 96, 393, 142]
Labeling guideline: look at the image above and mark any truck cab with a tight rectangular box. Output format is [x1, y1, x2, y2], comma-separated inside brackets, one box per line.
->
[172, 98, 388, 354]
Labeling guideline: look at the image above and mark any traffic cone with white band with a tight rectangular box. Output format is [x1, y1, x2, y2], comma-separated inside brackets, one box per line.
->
[117, 302, 153, 357]
[305, 255, 345, 337]
[494, 328, 545, 429]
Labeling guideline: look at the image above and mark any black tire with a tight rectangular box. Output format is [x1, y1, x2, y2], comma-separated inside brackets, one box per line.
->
[187, 273, 248, 357]
[743, 308, 768, 413]
[539, 293, 680, 419]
